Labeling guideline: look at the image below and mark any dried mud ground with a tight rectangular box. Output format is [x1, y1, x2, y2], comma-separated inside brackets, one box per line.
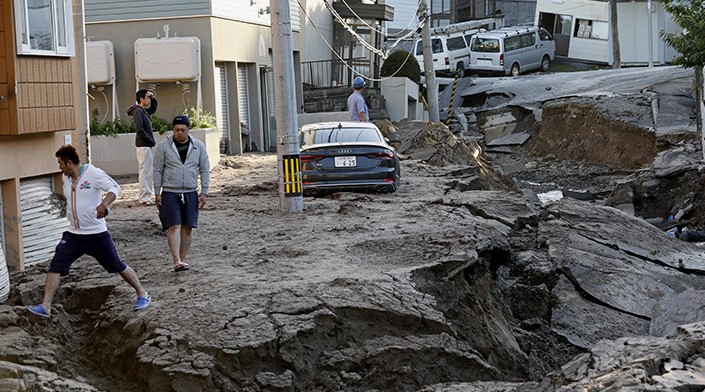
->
[13, 153, 566, 391]
[9, 135, 696, 390]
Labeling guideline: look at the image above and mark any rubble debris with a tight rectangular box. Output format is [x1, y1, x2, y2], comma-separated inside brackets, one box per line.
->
[486, 132, 531, 147]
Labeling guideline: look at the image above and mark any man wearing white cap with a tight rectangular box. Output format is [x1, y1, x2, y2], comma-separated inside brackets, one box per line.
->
[347, 76, 369, 122]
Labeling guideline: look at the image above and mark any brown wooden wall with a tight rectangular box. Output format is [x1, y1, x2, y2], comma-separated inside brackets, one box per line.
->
[16, 57, 74, 134]
[0, 0, 12, 134]
[0, 1, 75, 136]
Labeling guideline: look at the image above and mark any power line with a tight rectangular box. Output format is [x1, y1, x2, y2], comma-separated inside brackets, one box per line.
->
[298, 0, 421, 83]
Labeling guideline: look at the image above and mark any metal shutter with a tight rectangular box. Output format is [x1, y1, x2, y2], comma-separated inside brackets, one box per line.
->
[0, 185, 7, 301]
[0, 244, 7, 302]
[215, 63, 231, 153]
[289, 0, 301, 32]
[237, 64, 251, 152]
[20, 177, 69, 267]
[237, 64, 250, 129]
[267, 53, 276, 150]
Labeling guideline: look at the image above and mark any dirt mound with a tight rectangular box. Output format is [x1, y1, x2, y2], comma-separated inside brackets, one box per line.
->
[394, 120, 517, 191]
[532, 98, 659, 169]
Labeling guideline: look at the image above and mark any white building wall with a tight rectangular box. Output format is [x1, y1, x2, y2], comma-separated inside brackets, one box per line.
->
[536, 0, 680, 65]
[381, 77, 419, 122]
[303, 0, 334, 62]
[568, 37, 610, 63]
[535, 0, 607, 22]
[212, 0, 301, 30]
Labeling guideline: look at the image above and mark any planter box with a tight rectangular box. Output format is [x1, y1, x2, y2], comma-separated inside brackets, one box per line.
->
[90, 128, 221, 176]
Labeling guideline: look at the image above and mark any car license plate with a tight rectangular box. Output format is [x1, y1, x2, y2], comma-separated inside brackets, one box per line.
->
[335, 156, 356, 167]
[478, 59, 492, 65]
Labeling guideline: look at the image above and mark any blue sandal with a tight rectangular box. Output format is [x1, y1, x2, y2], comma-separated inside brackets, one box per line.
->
[134, 296, 151, 310]
[27, 304, 51, 318]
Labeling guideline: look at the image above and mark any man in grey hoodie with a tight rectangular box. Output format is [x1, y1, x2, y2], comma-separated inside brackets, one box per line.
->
[154, 115, 210, 273]
[127, 89, 158, 205]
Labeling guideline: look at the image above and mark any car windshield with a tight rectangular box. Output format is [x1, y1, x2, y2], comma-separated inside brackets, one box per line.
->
[300, 126, 383, 147]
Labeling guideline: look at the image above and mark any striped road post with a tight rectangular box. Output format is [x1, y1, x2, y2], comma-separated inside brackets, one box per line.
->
[445, 74, 460, 125]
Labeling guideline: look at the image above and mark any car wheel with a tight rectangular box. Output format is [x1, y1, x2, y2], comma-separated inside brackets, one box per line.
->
[541, 55, 551, 72]
[510, 63, 520, 77]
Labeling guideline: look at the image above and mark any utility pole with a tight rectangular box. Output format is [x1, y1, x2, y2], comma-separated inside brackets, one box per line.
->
[609, 0, 621, 69]
[419, 0, 439, 122]
[270, 0, 303, 212]
[647, 0, 653, 67]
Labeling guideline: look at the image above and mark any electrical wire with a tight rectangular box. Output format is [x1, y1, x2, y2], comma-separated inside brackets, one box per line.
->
[298, 0, 422, 83]
[323, 0, 386, 58]
[336, 0, 423, 38]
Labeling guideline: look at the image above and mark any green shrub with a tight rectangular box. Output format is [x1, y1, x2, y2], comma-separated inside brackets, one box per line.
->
[184, 107, 216, 129]
[90, 109, 134, 137]
[89, 107, 216, 137]
[381, 50, 421, 83]
[150, 114, 170, 135]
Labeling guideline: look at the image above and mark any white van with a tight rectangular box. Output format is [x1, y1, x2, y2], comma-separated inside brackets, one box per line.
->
[413, 29, 482, 77]
[468, 26, 555, 76]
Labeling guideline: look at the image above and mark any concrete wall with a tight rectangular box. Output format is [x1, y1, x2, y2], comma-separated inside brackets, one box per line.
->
[381, 77, 419, 122]
[90, 128, 221, 176]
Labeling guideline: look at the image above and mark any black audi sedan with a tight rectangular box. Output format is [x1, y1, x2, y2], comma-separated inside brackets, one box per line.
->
[299, 122, 401, 196]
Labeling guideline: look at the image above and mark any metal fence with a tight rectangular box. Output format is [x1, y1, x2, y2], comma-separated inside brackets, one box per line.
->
[302, 57, 370, 88]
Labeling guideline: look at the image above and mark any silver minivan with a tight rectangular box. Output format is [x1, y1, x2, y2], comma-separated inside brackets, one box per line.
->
[468, 26, 555, 76]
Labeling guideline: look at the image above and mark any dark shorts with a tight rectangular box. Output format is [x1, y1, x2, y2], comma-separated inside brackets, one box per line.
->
[49, 231, 127, 276]
[159, 191, 199, 230]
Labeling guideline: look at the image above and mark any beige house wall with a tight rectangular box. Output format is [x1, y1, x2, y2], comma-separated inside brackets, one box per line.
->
[85, 18, 215, 126]
[86, 16, 304, 156]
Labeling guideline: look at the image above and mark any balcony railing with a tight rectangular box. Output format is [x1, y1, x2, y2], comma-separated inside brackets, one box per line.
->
[302, 57, 370, 89]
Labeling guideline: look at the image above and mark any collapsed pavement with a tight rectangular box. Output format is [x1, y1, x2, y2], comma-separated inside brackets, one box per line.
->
[1, 67, 705, 391]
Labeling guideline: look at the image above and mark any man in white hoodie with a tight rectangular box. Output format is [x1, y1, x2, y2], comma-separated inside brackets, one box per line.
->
[26, 145, 150, 318]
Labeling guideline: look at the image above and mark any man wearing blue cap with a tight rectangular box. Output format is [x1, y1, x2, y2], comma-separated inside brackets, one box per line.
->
[348, 76, 369, 122]
[153, 115, 210, 273]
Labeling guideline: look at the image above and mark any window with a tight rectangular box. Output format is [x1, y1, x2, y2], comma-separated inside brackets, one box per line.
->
[471, 37, 500, 53]
[520, 33, 536, 48]
[504, 36, 521, 52]
[556, 15, 572, 36]
[574, 19, 608, 40]
[14, 0, 75, 56]
[431, 38, 443, 54]
[539, 28, 553, 41]
[446, 37, 466, 51]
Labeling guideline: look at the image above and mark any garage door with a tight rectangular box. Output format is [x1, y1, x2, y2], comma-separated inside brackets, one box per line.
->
[215, 63, 231, 154]
[21, 177, 69, 266]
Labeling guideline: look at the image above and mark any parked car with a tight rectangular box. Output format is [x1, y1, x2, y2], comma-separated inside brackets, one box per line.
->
[299, 122, 401, 196]
[413, 29, 482, 77]
[468, 26, 555, 76]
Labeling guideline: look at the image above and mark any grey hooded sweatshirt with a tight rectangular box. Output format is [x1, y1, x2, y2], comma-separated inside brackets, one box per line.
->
[154, 135, 210, 196]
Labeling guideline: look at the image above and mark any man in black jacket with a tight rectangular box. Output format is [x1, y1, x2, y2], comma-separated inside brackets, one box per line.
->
[127, 89, 158, 205]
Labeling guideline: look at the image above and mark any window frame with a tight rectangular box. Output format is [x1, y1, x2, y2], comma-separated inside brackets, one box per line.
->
[13, 0, 75, 57]
[574, 18, 608, 41]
